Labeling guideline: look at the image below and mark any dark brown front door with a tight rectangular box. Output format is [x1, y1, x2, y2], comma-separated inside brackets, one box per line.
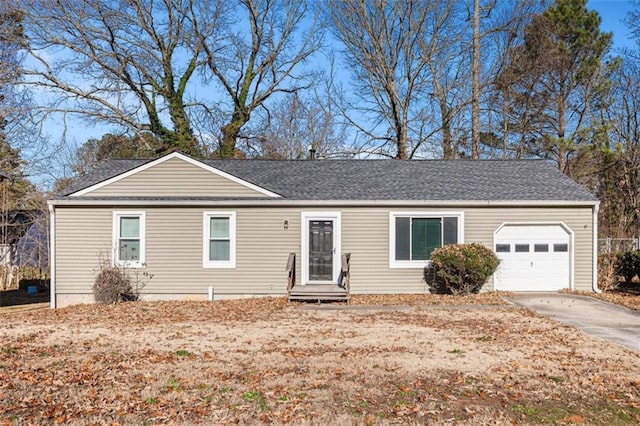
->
[309, 220, 333, 281]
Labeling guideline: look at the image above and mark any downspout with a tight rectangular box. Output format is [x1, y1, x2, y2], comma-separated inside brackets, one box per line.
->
[593, 203, 601, 293]
[48, 203, 56, 308]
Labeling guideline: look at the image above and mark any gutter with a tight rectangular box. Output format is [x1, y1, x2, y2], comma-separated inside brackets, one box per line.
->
[48, 203, 56, 308]
[593, 203, 601, 293]
[48, 198, 600, 208]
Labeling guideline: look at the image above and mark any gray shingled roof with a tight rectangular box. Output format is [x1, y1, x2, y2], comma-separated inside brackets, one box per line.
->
[59, 157, 597, 202]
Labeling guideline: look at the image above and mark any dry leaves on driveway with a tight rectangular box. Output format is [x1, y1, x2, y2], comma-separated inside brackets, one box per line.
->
[1, 296, 640, 425]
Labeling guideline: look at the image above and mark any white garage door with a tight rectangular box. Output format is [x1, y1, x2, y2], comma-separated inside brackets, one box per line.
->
[493, 224, 571, 291]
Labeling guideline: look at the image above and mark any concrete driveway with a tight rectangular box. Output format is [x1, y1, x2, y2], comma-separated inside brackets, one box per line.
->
[506, 293, 640, 353]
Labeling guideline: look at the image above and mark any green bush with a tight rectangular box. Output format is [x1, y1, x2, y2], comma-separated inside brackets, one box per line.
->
[426, 243, 500, 295]
[93, 267, 136, 304]
[616, 251, 640, 284]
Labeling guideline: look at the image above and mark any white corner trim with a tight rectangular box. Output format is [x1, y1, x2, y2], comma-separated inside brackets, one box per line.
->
[301, 211, 341, 285]
[69, 152, 281, 198]
[112, 210, 146, 268]
[48, 203, 56, 309]
[388, 211, 465, 269]
[202, 211, 237, 268]
[593, 204, 601, 293]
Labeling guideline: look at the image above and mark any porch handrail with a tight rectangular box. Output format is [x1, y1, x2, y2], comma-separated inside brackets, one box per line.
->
[286, 253, 296, 294]
[340, 253, 351, 294]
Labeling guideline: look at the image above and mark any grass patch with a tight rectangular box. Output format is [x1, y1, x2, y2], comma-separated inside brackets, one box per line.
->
[512, 404, 538, 416]
[166, 378, 181, 391]
[242, 391, 267, 410]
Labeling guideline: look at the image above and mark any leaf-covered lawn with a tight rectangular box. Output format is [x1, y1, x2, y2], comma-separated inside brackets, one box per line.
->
[2, 296, 640, 425]
[572, 289, 640, 312]
[593, 292, 640, 311]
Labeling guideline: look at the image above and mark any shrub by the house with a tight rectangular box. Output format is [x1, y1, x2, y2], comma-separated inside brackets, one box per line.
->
[598, 253, 620, 291]
[616, 250, 640, 285]
[427, 243, 500, 295]
[93, 267, 136, 304]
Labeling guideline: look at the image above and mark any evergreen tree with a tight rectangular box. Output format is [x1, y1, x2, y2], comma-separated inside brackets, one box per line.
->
[495, 0, 613, 174]
[0, 139, 32, 210]
[0, 7, 33, 209]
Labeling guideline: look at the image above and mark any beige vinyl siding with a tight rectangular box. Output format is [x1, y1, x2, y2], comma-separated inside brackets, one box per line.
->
[55, 208, 114, 293]
[84, 157, 270, 197]
[54, 205, 594, 298]
[55, 207, 302, 295]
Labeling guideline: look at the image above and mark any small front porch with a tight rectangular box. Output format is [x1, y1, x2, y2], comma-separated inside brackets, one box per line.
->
[288, 283, 349, 302]
[286, 253, 351, 302]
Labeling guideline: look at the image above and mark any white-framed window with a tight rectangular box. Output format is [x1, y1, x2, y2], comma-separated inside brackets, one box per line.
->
[203, 211, 236, 268]
[389, 211, 464, 268]
[113, 211, 146, 268]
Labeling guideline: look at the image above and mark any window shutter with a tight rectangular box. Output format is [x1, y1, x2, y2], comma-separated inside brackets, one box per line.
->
[395, 217, 410, 260]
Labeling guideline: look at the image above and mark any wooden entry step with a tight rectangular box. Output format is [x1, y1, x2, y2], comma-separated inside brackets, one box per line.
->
[288, 284, 349, 302]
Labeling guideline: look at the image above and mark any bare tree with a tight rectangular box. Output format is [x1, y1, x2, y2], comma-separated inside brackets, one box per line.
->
[17, 0, 322, 159]
[243, 90, 346, 159]
[17, 0, 229, 156]
[592, 53, 640, 238]
[418, 1, 469, 159]
[190, 0, 324, 158]
[326, 0, 509, 160]
[326, 0, 445, 159]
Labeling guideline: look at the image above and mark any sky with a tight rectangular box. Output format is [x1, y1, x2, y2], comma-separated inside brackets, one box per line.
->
[589, 0, 635, 47]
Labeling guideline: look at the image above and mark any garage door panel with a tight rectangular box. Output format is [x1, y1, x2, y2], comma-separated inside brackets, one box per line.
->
[494, 225, 570, 292]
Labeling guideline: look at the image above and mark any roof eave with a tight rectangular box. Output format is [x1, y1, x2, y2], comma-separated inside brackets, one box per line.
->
[48, 198, 599, 207]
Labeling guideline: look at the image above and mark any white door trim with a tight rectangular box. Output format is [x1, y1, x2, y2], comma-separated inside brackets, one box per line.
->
[493, 222, 574, 291]
[301, 211, 341, 285]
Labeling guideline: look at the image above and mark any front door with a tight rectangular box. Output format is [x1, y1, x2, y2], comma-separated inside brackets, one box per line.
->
[302, 212, 341, 284]
[309, 220, 333, 281]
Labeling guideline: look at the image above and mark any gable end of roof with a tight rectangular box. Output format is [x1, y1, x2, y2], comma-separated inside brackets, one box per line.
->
[66, 152, 282, 198]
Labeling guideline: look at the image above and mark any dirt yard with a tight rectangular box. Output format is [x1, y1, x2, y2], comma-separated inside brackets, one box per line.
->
[1, 295, 640, 425]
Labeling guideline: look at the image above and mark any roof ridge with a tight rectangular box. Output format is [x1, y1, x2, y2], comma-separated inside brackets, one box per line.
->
[204, 158, 548, 162]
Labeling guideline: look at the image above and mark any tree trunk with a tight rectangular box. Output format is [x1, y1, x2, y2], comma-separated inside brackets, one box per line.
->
[219, 108, 250, 158]
[396, 123, 408, 159]
[169, 99, 198, 156]
[471, 0, 481, 160]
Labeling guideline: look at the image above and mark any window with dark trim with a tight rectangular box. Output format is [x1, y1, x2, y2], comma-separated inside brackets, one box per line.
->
[394, 216, 459, 262]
